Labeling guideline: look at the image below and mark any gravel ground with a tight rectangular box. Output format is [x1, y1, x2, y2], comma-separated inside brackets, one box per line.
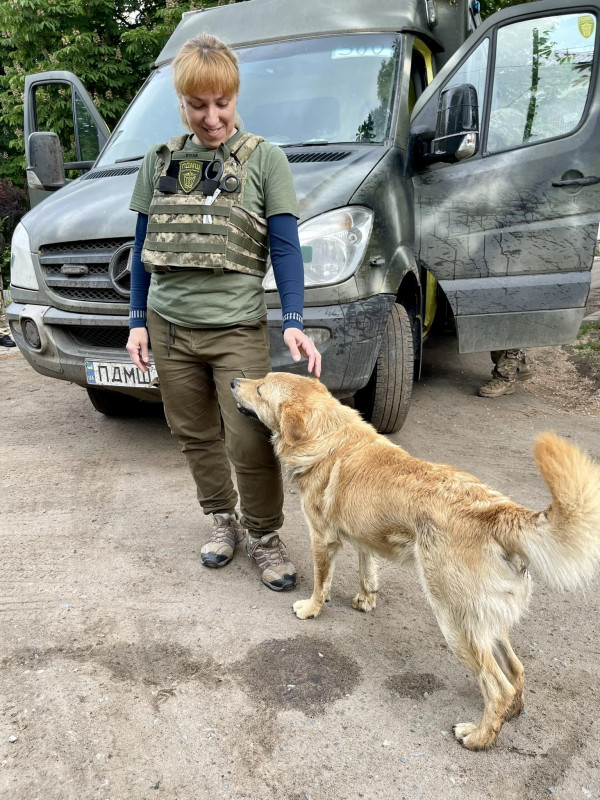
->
[1, 278, 599, 800]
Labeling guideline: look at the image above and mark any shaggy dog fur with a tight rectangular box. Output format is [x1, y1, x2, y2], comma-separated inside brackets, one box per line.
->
[231, 372, 600, 750]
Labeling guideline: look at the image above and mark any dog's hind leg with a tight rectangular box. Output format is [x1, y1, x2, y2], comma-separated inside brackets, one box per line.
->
[493, 630, 524, 721]
[352, 550, 379, 612]
[423, 592, 517, 749]
[293, 529, 341, 620]
[448, 631, 518, 750]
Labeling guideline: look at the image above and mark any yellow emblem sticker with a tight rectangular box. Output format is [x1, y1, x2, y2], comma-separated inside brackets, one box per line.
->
[178, 160, 203, 194]
[578, 15, 595, 39]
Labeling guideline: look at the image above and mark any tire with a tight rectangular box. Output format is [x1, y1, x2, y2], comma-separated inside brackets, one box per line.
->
[354, 302, 414, 434]
[86, 387, 157, 418]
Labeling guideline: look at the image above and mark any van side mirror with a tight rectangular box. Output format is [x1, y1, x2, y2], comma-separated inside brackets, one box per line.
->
[27, 131, 67, 191]
[433, 83, 479, 161]
[414, 83, 479, 165]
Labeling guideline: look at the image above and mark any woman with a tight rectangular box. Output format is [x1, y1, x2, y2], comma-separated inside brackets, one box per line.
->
[126, 34, 320, 591]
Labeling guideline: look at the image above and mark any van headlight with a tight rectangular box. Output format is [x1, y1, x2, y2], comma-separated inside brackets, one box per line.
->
[263, 206, 373, 290]
[10, 222, 39, 290]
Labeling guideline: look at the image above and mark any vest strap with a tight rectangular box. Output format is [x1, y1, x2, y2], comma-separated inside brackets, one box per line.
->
[150, 203, 231, 217]
[226, 248, 268, 271]
[147, 222, 229, 236]
[149, 241, 228, 254]
[228, 230, 268, 258]
[230, 208, 266, 241]
[230, 133, 265, 164]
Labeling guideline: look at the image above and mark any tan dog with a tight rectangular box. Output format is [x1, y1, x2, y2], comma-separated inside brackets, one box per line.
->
[231, 372, 600, 750]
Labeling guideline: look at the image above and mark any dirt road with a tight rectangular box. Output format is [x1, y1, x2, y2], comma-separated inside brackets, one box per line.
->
[1, 335, 599, 800]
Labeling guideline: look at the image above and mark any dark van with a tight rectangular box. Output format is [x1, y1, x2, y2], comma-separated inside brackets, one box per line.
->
[9, 0, 600, 430]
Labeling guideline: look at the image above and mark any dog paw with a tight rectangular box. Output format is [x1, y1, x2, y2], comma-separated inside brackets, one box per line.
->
[293, 599, 321, 619]
[453, 722, 476, 743]
[453, 722, 496, 751]
[352, 592, 377, 612]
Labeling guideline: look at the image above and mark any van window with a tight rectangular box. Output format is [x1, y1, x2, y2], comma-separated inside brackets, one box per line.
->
[409, 49, 428, 113]
[444, 38, 490, 112]
[32, 82, 103, 173]
[97, 67, 180, 165]
[487, 13, 596, 152]
[97, 34, 403, 165]
[238, 35, 402, 145]
[74, 91, 102, 162]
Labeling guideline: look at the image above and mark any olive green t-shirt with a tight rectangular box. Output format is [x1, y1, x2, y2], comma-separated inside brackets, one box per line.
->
[129, 130, 299, 328]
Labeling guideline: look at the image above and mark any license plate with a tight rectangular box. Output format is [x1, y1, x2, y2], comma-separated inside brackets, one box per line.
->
[85, 360, 158, 388]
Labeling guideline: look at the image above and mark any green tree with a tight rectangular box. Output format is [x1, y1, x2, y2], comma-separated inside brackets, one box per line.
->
[480, 0, 536, 19]
[0, 0, 231, 186]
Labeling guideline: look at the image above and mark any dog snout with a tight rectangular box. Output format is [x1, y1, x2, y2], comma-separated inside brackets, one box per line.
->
[231, 378, 239, 390]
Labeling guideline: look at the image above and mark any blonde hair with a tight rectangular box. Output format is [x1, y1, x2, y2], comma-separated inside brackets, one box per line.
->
[173, 34, 240, 99]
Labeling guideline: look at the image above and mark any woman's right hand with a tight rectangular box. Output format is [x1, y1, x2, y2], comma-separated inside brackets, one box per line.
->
[126, 326, 151, 372]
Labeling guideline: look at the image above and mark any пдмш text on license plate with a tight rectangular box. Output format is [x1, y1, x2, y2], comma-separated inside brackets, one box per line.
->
[85, 360, 158, 387]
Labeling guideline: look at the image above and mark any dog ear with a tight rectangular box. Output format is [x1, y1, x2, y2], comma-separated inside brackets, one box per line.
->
[279, 404, 306, 445]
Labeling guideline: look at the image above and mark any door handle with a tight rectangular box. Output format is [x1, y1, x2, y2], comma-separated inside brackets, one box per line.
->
[552, 176, 600, 187]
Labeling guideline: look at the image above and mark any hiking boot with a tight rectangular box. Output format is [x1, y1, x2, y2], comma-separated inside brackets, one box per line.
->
[477, 377, 516, 397]
[246, 532, 296, 591]
[516, 357, 534, 381]
[201, 513, 245, 568]
[0, 334, 16, 348]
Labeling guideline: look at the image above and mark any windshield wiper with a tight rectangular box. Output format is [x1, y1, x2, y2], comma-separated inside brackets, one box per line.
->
[281, 141, 330, 148]
[115, 155, 145, 163]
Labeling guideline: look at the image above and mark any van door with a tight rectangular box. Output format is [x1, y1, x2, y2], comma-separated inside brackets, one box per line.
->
[410, 0, 600, 352]
[24, 71, 110, 206]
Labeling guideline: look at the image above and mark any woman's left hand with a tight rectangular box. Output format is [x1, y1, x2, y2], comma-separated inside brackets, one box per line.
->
[283, 327, 322, 378]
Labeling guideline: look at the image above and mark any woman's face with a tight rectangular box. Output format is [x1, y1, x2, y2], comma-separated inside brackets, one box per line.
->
[180, 91, 238, 148]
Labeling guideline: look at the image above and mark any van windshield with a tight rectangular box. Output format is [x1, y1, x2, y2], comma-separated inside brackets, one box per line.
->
[97, 34, 402, 166]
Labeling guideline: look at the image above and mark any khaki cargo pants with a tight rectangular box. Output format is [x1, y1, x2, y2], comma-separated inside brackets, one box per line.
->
[147, 308, 284, 535]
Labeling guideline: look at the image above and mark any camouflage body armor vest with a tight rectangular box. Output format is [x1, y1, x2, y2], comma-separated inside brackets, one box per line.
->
[142, 133, 269, 277]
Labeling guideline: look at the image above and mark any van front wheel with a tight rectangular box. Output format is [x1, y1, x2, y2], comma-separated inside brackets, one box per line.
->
[354, 302, 414, 434]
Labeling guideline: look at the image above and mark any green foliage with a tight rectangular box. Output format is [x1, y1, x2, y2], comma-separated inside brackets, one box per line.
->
[480, 0, 536, 19]
[0, 0, 538, 187]
[0, 0, 229, 187]
[356, 114, 375, 143]
[355, 37, 402, 142]
[0, 244, 10, 289]
[0, 178, 28, 286]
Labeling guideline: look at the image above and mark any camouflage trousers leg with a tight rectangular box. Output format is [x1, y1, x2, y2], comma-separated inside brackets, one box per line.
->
[0, 289, 11, 337]
[491, 349, 524, 381]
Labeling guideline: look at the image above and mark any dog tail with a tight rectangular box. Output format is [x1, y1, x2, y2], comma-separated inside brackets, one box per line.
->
[520, 432, 600, 589]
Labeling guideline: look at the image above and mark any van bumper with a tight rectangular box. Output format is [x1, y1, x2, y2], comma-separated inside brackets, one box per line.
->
[8, 295, 396, 399]
[7, 303, 161, 401]
[440, 271, 591, 354]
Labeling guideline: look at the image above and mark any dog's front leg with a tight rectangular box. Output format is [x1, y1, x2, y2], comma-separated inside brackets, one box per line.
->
[293, 528, 340, 620]
[352, 550, 379, 612]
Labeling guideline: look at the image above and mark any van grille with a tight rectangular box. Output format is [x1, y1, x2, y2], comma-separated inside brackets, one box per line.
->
[69, 326, 130, 349]
[39, 238, 133, 305]
[51, 287, 126, 302]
